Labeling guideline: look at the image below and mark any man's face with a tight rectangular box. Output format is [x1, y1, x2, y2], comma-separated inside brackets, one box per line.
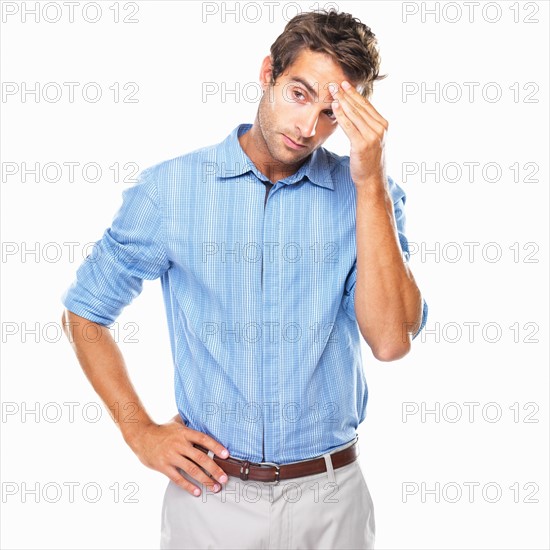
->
[256, 49, 350, 167]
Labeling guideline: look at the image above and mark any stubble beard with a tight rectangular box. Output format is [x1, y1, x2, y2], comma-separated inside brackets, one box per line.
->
[256, 88, 312, 173]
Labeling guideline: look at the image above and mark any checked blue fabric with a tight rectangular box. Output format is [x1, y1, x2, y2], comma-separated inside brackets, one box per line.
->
[62, 123, 428, 463]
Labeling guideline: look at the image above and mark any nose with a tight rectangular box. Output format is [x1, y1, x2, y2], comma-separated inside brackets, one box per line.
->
[297, 108, 319, 138]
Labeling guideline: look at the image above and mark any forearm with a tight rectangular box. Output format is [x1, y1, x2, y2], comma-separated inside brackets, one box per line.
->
[354, 182, 423, 360]
[61, 309, 154, 446]
[61, 310, 229, 497]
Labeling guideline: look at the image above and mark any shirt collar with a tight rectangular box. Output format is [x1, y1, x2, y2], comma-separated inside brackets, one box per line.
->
[216, 123, 334, 191]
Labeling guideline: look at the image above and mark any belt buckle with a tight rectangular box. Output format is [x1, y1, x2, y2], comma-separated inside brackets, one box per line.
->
[258, 461, 281, 485]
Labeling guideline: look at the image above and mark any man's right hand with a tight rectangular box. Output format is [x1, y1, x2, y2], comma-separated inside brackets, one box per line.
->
[60, 311, 228, 498]
[126, 418, 230, 497]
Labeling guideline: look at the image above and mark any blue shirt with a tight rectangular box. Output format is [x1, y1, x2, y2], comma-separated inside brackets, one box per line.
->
[61, 123, 428, 463]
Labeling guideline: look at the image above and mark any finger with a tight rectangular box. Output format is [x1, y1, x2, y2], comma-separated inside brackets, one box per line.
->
[165, 465, 206, 497]
[186, 447, 229, 484]
[186, 430, 229, 460]
[334, 93, 378, 137]
[335, 87, 387, 137]
[175, 456, 223, 492]
[332, 100, 362, 142]
[340, 81, 387, 127]
[330, 83, 384, 139]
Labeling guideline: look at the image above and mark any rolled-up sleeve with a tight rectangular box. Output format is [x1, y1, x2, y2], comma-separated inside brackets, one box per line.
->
[61, 167, 171, 326]
[342, 176, 428, 339]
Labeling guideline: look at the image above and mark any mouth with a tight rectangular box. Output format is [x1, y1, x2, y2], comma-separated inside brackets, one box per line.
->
[282, 134, 307, 150]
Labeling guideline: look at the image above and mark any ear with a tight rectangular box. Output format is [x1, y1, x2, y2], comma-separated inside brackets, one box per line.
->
[259, 55, 273, 91]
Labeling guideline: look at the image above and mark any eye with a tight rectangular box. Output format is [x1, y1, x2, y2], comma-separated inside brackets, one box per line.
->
[293, 89, 306, 101]
[324, 109, 336, 120]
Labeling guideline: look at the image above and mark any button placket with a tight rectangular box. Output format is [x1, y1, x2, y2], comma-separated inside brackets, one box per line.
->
[261, 182, 281, 462]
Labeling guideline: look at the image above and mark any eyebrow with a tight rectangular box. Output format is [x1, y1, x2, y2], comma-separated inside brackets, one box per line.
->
[288, 76, 319, 100]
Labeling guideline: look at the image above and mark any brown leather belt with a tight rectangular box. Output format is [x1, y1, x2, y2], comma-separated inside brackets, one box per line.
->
[193, 439, 359, 484]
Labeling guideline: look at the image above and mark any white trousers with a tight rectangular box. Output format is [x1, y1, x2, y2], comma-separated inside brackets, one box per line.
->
[160, 437, 375, 549]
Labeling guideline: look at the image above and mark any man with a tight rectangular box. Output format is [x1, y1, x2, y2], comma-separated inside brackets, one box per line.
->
[61, 10, 427, 550]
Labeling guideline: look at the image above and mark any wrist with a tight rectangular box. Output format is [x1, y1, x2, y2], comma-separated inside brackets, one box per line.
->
[355, 181, 389, 205]
[120, 418, 156, 451]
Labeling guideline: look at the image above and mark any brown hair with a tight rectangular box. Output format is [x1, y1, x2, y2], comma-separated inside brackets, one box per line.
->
[269, 10, 385, 99]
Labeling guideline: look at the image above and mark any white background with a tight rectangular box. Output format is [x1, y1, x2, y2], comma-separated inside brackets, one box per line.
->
[1, 1, 548, 548]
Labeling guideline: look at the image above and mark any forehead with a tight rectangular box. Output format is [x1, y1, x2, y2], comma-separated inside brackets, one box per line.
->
[279, 49, 351, 94]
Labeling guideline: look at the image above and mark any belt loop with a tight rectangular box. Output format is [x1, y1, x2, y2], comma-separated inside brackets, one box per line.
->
[323, 453, 336, 485]
[240, 460, 251, 481]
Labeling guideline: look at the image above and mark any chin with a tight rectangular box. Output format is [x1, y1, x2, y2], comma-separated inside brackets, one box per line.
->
[280, 154, 307, 166]
[280, 147, 310, 162]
